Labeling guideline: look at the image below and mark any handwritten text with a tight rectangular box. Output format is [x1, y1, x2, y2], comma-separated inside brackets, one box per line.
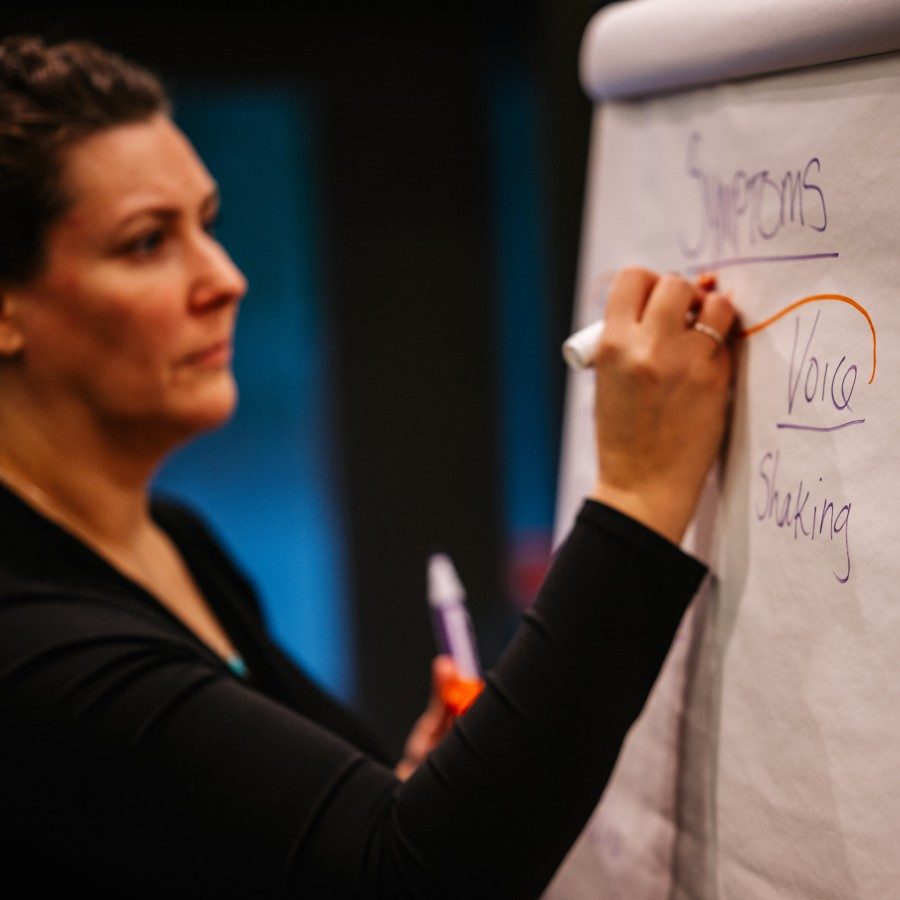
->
[680, 132, 827, 263]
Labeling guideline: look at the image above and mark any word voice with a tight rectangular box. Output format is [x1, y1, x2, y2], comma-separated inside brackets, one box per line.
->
[784, 309, 860, 428]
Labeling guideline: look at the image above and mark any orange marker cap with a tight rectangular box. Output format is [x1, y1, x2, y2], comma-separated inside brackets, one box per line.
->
[441, 674, 485, 717]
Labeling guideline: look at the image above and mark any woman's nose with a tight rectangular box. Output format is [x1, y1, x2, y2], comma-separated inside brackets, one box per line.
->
[188, 234, 248, 312]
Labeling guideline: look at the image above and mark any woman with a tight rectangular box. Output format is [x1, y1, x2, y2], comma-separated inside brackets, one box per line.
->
[0, 36, 736, 898]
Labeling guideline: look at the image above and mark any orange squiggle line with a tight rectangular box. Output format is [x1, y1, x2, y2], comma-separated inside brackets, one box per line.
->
[739, 293, 877, 384]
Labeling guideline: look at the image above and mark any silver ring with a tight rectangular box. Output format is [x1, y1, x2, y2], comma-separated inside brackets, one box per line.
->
[692, 321, 726, 347]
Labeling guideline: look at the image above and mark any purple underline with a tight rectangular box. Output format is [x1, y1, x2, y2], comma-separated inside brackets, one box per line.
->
[685, 252, 839, 273]
[776, 419, 865, 432]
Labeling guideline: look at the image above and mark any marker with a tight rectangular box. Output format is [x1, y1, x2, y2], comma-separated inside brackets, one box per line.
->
[427, 553, 484, 716]
[561, 273, 718, 370]
[562, 320, 605, 371]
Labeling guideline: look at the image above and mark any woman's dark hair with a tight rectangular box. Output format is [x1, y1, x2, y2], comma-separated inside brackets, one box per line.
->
[0, 36, 169, 283]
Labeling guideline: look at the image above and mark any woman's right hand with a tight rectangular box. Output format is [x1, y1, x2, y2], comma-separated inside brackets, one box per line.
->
[590, 267, 737, 545]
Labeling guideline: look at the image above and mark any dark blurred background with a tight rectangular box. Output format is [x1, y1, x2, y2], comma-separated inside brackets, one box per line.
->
[2, 2, 605, 756]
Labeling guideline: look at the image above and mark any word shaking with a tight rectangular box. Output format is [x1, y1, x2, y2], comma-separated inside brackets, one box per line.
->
[755, 450, 851, 584]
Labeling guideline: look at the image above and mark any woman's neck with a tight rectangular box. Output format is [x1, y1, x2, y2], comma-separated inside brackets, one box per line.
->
[0, 402, 166, 551]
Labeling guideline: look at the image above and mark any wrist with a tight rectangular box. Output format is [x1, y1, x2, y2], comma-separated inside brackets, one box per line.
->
[590, 480, 695, 546]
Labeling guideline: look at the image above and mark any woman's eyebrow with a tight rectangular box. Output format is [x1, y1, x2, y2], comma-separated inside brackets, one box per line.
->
[113, 185, 220, 230]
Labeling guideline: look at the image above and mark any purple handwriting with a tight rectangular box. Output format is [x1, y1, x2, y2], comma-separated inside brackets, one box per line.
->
[777, 420, 865, 433]
[685, 251, 839, 274]
[756, 450, 851, 583]
[679, 132, 828, 264]
[781, 310, 863, 431]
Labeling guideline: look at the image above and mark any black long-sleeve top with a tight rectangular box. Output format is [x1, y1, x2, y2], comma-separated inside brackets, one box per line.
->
[0, 481, 705, 898]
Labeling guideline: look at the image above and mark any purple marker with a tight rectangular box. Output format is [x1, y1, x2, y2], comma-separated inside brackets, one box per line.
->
[427, 553, 482, 680]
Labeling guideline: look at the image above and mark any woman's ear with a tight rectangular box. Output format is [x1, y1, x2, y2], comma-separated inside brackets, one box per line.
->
[0, 292, 25, 357]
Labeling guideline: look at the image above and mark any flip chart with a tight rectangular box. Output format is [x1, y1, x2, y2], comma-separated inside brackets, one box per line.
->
[552, 2, 900, 895]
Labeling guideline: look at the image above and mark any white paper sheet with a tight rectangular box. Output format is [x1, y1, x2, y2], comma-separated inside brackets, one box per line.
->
[551, 47, 900, 899]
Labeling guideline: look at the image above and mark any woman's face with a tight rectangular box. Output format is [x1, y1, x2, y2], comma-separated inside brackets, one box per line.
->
[5, 113, 247, 447]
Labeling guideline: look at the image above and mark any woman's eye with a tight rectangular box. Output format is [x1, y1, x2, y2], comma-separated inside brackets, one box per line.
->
[126, 229, 165, 257]
[203, 212, 220, 238]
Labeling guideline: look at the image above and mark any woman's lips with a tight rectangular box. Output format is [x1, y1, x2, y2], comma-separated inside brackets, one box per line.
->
[180, 339, 232, 367]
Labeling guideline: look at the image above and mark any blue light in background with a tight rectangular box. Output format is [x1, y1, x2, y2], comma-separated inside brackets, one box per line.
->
[486, 57, 557, 605]
[155, 86, 354, 701]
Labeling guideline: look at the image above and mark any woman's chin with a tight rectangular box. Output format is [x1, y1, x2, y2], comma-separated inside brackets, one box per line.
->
[117, 374, 239, 452]
[202, 380, 238, 426]
[175, 377, 239, 437]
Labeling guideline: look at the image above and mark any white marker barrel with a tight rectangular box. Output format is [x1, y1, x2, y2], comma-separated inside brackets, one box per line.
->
[561, 320, 605, 371]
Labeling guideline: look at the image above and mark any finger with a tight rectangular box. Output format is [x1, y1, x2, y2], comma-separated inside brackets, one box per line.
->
[431, 655, 457, 700]
[642, 272, 699, 331]
[406, 719, 430, 762]
[604, 266, 659, 327]
[433, 654, 457, 681]
[689, 291, 737, 354]
[406, 705, 446, 761]
[428, 655, 462, 721]
[684, 273, 720, 327]
[695, 272, 717, 293]
[695, 291, 737, 338]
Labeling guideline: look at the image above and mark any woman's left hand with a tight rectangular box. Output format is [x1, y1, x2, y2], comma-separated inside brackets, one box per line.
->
[395, 655, 459, 781]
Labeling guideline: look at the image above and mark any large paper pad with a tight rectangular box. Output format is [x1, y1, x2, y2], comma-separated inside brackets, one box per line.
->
[552, 38, 900, 900]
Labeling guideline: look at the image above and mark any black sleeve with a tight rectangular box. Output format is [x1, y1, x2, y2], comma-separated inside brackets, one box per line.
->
[0, 500, 705, 899]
